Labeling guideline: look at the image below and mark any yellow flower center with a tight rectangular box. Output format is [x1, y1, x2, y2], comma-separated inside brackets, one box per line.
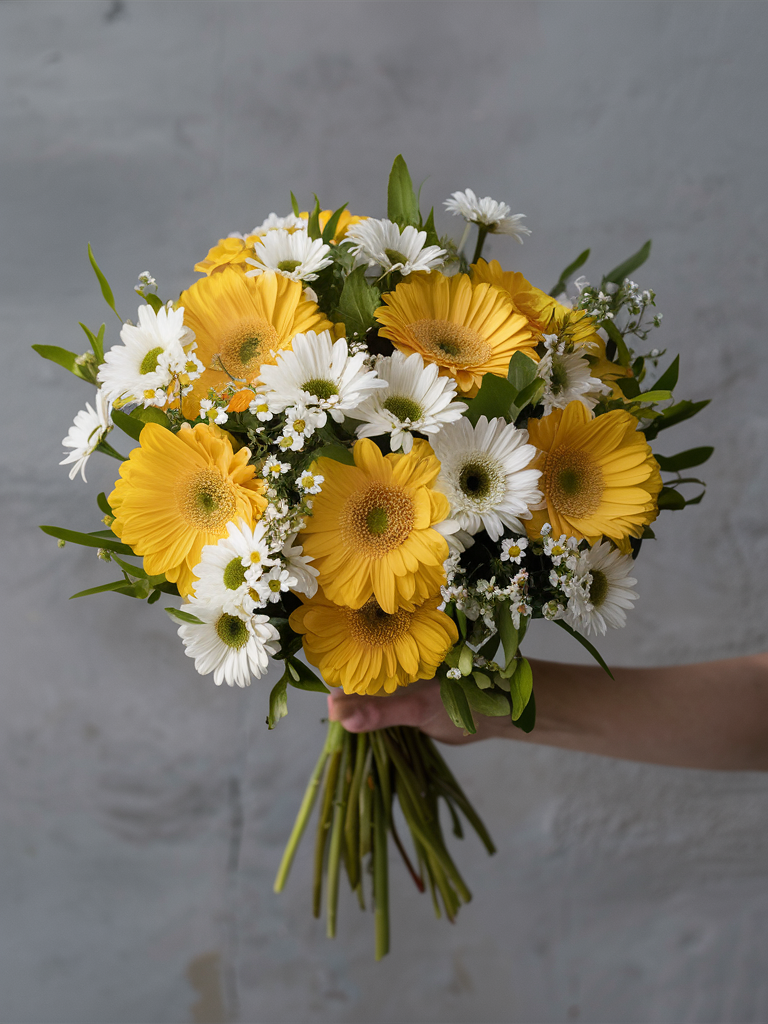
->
[346, 597, 413, 647]
[544, 447, 603, 518]
[179, 469, 237, 531]
[218, 318, 280, 380]
[408, 319, 492, 368]
[339, 482, 414, 557]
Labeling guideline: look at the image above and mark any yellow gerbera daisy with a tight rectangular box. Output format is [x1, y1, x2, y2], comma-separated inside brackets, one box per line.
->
[525, 401, 661, 549]
[178, 269, 331, 417]
[194, 235, 260, 276]
[374, 272, 537, 396]
[300, 209, 367, 243]
[289, 589, 458, 695]
[299, 438, 450, 614]
[109, 422, 267, 597]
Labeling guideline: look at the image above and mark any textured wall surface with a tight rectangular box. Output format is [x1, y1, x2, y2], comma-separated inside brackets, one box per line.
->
[4, 2, 768, 1022]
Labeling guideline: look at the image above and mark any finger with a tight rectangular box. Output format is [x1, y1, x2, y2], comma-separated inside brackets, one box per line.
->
[327, 688, 432, 733]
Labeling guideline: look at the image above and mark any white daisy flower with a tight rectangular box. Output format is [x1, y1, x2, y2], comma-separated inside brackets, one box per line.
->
[250, 212, 307, 235]
[257, 331, 386, 425]
[285, 403, 324, 440]
[354, 351, 467, 453]
[297, 470, 324, 495]
[537, 347, 611, 415]
[434, 517, 474, 554]
[431, 415, 542, 541]
[97, 303, 198, 408]
[444, 188, 531, 242]
[244, 229, 333, 282]
[345, 218, 446, 276]
[500, 536, 528, 565]
[252, 565, 298, 605]
[544, 534, 580, 568]
[248, 391, 275, 422]
[563, 540, 639, 636]
[199, 399, 228, 425]
[177, 596, 280, 687]
[275, 430, 305, 453]
[262, 456, 291, 478]
[60, 388, 112, 482]
[192, 519, 277, 615]
[281, 534, 320, 598]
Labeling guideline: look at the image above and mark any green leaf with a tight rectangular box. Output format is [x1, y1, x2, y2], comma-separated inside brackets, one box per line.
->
[307, 196, 322, 240]
[473, 671, 492, 690]
[655, 446, 714, 472]
[549, 248, 590, 298]
[334, 265, 381, 339]
[508, 657, 533, 721]
[111, 408, 145, 442]
[602, 319, 632, 366]
[507, 351, 539, 392]
[497, 606, 519, 669]
[143, 292, 164, 314]
[285, 656, 329, 693]
[604, 240, 651, 285]
[165, 606, 203, 625]
[458, 645, 474, 676]
[654, 355, 679, 393]
[290, 191, 300, 217]
[457, 677, 510, 717]
[512, 691, 536, 733]
[70, 579, 140, 599]
[657, 486, 686, 510]
[87, 243, 120, 320]
[643, 399, 710, 440]
[32, 344, 91, 382]
[95, 439, 127, 461]
[40, 524, 134, 554]
[268, 675, 289, 730]
[636, 389, 672, 404]
[618, 376, 641, 400]
[387, 155, 420, 228]
[465, 373, 518, 426]
[79, 322, 106, 362]
[422, 206, 440, 247]
[321, 203, 348, 244]
[439, 675, 477, 734]
[554, 620, 614, 678]
[314, 444, 355, 467]
[510, 377, 546, 419]
[96, 492, 113, 516]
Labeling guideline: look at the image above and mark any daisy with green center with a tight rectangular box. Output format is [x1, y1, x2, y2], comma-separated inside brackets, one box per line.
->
[191, 519, 277, 615]
[537, 335, 610, 416]
[252, 565, 297, 605]
[199, 399, 229, 425]
[355, 351, 467, 453]
[177, 595, 280, 687]
[562, 540, 639, 636]
[97, 303, 200, 409]
[500, 535, 528, 565]
[60, 388, 113, 483]
[430, 415, 543, 541]
[257, 330, 386, 425]
[346, 218, 446, 276]
[245, 229, 333, 283]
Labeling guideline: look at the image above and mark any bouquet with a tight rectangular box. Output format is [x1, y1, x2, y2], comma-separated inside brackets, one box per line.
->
[38, 156, 710, 958]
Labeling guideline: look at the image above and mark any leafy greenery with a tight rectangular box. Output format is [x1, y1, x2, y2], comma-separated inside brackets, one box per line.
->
[387, 155, 420, 229]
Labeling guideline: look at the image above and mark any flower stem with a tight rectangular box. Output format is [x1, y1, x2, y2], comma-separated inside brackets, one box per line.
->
[326, 731, 350, 938]
[373, 786, 389, 960]
[472, 225, 490, 265]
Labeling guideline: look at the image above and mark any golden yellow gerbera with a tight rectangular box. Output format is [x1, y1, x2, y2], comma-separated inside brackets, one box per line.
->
[109, 422, 267, 597]
[374, 272, 537, 396]
[299, 438, 450, 614]
[178, 269, 331, 417]
[290, 589, 458, 695]
[525, 401, 662, 549]
[194, 236, 260, 276]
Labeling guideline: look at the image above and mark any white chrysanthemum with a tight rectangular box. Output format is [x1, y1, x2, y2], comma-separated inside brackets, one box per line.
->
[500, 535, 528, 565]
[444, 188, 531, 242]
[257, 330, 386, 424]
[262, 456, 291, 478]
[177, 596, 280, 687]
[244, 229, 332, 282]
[60, 388, 112, 482]
[281, 534, 320, 598]
[97, 303, 198, 408]
[537, 348, 611, 415]
[563, 540, 639, 636]
[431, 415, 542, 541]
[192, 519, 277, 615]
[354, 351, 467, 453]
[252, 565, 297, 605]
[249, 212, 307, 236]
[345, 218, 446, 276]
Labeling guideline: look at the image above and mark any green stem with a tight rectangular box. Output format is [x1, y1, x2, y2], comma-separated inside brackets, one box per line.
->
[326, 732, 350, 938]
[344, 733, 367, 892]
[471, 225, 490, 265]
[312, 726, 344, 918]
[373, 787, 390, 960]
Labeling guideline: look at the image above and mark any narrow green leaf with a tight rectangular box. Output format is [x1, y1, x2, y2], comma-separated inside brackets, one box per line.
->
[657, 487, 686, 510]
[465, 373, 518, 426]
[321, 203, 348, 244]
[96, 492, 112, 516]
[70, 580, 139, 599]
[497, 606, 519, 669]
[655, 446, 714, 472]
[110, 554, 151, 579]
[165, 606, 203, 625]
[79, 322, 105, 362]
[422, 206, 440, 247]
[95, 439, 127, 462]
[507, 351, 538, 392]
[315, 444, 355, 467]
[654, 354, 679, 393]
[618, 376, 641, 400]
[143, 292, 164, 314]
[40, 525, 134, 554]
[508, 657, 534, 721]
[554, 620, 614, 678]
[32, 344, 89, 380]
[439, 676, 477, 734]
[602, 319, 632, 366]
[290, 191, 300, 217]
[510, 377, 546, 419]
[307, 196, 322, 240]
[604, 240, 651, 285]
[387, 154, 420, 228]
[334, 265, 381, 339]
[549, 248, 590, 298]
[111, 408, 144, 442]
[285, 657, 329, 693]
[457, 677, 510, 717]
[268, 675, 289, 730]
[636, 390, 672, 404]
[643, 399, 710, 440]
[512, 691, 536, 733]
[87, 243, 120, 320]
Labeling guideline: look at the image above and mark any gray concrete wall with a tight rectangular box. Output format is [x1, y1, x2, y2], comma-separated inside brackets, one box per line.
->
[4, 2, 768, 1021]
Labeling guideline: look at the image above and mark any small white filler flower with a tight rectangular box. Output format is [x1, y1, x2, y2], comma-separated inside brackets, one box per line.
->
[345, 218, 446, 276]
[60, 388, 113, 482]
[245, 229, 333, 282]
[563, 540, 639, 636]
[355, 351, 467, 453]
[444, 188, 531, 242]
[177, 596, 281, 687]
[431, 415, 542, 541]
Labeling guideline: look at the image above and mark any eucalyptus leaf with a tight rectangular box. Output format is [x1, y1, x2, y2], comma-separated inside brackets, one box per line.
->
[457, 677, 511, 717]
[554, 620, 614, 678]
[655, 446, 714, 472]
[387, 155, 420, 228]
[439, 676, 477, 734]
[88, 243, 121, 320]
[40, 525, 134, 555]
[604, 240, 651, 285]
[549, 247, 590, 298]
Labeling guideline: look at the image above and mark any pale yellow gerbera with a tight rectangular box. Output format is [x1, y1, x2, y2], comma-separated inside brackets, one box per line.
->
[525, 401, 661, 550]
[299, 438, 450, 614]
[178, 269, 331, 416]
[374, 272, 536, 396]
[109, 422, 267, 597]
[289, 589, 458, 695]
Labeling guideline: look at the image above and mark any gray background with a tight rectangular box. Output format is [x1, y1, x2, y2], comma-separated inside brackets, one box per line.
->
[4, 1, 768, 1021]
